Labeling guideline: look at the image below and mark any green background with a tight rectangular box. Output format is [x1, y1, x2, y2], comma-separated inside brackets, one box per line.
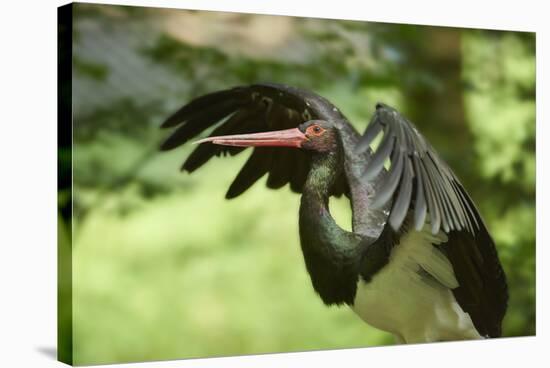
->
[59, 4, 535, 365]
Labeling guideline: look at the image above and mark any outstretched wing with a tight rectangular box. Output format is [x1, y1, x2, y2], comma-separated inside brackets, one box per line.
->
[160, 83, 354, 198]
[357, 103, 480, 235]
[356, 103, 508, 337]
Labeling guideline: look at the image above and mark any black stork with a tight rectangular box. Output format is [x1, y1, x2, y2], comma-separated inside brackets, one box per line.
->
[160, 83, 508, 343]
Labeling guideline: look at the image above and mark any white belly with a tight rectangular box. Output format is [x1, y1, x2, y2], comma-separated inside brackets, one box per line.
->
[351, 226, 482, 343]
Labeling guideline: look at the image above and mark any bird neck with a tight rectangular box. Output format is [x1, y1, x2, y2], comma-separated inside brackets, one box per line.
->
[304, 151, 341, 201]
[298, 149, 363, 306]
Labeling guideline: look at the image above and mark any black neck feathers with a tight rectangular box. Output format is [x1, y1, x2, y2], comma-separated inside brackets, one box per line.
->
[298, 149, 363, 306]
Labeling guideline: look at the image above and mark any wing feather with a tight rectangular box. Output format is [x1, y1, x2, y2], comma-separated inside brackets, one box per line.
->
[356, 103, 479, 235]
[411, 155, 428, 230]
[388, 157, 413, 230]
[356, 103, 508, 338]
[371, 147, 403, 209]
[161, 83, 356, 198]
[362, 132, 395, 181]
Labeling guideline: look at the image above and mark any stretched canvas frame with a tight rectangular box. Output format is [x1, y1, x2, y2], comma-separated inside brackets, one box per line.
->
[58, 2, 536, 365]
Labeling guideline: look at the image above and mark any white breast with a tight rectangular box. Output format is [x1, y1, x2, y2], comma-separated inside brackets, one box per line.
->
[350, 225, 482, 343]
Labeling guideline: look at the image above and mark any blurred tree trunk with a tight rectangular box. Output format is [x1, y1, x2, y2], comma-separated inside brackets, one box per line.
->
[402, 28, 473, 184]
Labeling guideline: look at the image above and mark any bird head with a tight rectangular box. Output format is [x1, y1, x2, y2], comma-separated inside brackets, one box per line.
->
[194, 120, 339, 154]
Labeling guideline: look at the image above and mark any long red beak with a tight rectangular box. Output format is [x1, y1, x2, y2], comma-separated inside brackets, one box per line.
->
[194, 127, 308, 148]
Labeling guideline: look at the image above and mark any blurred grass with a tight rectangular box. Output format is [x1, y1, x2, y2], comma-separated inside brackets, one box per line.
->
[73, 154, 390, 364]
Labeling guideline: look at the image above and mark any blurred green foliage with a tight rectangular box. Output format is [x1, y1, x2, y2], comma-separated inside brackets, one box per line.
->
[462, 31, 535, 336]
[74, 57, 109, 81]
[65, 4, 535, 365]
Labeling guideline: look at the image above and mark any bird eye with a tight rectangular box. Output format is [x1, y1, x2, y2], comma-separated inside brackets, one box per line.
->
[307, 124, 325, 136]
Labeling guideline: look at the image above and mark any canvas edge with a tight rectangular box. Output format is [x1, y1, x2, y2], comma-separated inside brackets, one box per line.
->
[58, 3, 74, 366]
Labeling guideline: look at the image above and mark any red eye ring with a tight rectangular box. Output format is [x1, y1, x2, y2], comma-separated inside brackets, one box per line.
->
[307, 124, 325, 136]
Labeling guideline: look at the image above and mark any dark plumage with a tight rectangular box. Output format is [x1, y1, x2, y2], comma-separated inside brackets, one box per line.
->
[161, 83, 508, 342]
